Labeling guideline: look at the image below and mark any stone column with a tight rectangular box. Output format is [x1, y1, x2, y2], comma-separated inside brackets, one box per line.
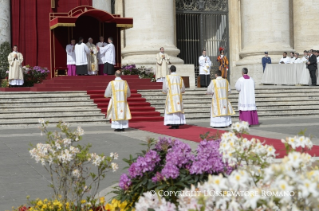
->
[293, 0, 319, 54]
[93, 0, 112, 13]
[0, 0, 11, 44]
[122, 0, 183, 65]
[231, 0, 294, 85]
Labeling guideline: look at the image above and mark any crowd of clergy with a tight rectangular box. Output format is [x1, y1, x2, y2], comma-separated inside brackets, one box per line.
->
[66, 36, 116, 76]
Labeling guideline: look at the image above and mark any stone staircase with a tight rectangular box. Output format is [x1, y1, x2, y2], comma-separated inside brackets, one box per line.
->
[138, 87, 319, 119]
[0, 92, 105, 126]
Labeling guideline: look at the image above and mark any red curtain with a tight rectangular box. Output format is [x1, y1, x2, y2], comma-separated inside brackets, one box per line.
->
[11, 0, 92, 70]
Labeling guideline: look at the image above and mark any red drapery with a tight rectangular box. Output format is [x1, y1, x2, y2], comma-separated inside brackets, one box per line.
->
[11, 0, 92, 69]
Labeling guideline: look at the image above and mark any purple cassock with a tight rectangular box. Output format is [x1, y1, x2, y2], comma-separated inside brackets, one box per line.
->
[235, 74, 259, 125]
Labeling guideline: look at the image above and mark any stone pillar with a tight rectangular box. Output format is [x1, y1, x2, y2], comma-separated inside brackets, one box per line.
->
[122, 0, 183, 65]
[93, 0, 112, 13]
[231, 0, 294, 85]
[0, 0, 11, 44]
[293, 0, 319, 54]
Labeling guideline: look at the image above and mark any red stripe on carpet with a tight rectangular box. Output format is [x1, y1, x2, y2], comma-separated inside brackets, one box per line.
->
[129, 121, 319, 158]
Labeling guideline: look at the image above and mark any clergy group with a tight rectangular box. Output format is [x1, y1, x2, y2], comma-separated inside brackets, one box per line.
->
[66, 36, 115, 76]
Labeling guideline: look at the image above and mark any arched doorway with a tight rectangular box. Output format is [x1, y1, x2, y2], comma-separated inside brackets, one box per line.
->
[176, 0, 229, 83]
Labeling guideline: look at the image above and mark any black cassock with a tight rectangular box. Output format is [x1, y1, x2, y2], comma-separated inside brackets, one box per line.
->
[200, 75, 211, 87]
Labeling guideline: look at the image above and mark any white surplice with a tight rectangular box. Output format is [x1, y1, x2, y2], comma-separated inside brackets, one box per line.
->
[198, 55, 212, 75]
[100, 43, 116, 65]
[207, 77, 235, 127]
[235, 75, 257, 111]
[279, 57, 291, 64]
[8, 51, 24, 85]
[317, 57, 319, 63]
[66, 44, 76, 65]
[162, 73, 186, 125]
[293, 58, 302, 64]
[96, 42, 107, 64]
[104, 77, 132, 129]
[75, 43, 90, 65]
[156, 52, 170, 82]
[301, 56, 308, 63]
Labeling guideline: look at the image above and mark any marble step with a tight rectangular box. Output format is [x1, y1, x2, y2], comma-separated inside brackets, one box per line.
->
[0, 111, 103, 119]
[0, 107, 100, 113]
[0, 93, 88, 99]
[0, 102, 96, 107]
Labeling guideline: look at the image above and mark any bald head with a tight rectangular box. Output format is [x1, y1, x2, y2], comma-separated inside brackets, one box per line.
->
[115, 70, 122, 77]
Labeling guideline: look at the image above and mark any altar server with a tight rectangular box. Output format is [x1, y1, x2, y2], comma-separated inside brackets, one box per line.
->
[156, 47, 170, 82]
[66, 39, 76, 76]
[98, 37, 115, 75]
[198, 49, 212, 87]
[8, 45, 24, 86]
[301, 50, 309, 63]
[104, 70, 131, 131]
[289, 52, 295, 63]
[235, 68, 259, 126]
[96, 36, 108, 75]
[162, 65, 186, 129]
[86, 38, 98, 75]
[75, 37, 90, 75]
[207, 70, 235, 128]
[293, 53, 302, 64]
[261, 52, 271, 72]
[279, 52, 290, 64]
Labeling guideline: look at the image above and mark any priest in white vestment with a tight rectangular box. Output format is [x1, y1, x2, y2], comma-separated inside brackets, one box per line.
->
[98, 37, 115, 75]
[235, 68, 259, 126]
[301, 50, 309, 63]
[104, 70, 132, 132]
[156, 47, 170, 82]
[86, 38, 98, 75]
[75, 37, 91, 75]
[207, 70, 235, 128]
[279, 52, 291, 64]
[66, 39, 76, 76]
[198, 49, 212, 87]
[162, 65, 186, 129]
[96, 36, 107, 75]
[292, 53, 302, 64]
[8, 45, 24, 86]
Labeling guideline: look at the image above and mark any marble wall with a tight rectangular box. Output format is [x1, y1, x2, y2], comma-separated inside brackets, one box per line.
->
[0, 0, 11, 44]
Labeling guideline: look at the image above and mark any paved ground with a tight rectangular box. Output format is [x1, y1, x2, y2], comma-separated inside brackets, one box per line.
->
[1, 116, 319, 210]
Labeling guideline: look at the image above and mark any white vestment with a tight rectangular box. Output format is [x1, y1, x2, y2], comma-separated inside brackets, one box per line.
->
[301, 56, 308, 63]
[156, 52, 170, 82]
[289, 57, 295, 64]
[86, 42, 98, 75]
[279, 57, 291, 64]
[104, 77, 132, 129]
[96, 42, 107, 64]
[317, 57, 319, 63]
[162, 73, 186, 125]
[207, 77, 235, 127]
[199, 55, 212, 75]
[75, 43, 90, 66]
[100, 43, 116, 65]
[235, 76, 257, 111]
[66, 44, 76, 65]
[8, 51, 24, 85]
[293, 58, 302, 64]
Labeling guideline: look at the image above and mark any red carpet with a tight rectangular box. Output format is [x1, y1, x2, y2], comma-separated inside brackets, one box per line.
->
[130, 121, 319, 158]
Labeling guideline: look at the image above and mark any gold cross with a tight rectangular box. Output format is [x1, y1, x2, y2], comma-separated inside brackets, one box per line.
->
[51, 0, 55, 8]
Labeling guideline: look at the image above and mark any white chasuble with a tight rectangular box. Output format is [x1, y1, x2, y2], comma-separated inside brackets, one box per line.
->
[207, 77, 235, 117]
[104, 77, 132, 122]
[156, 52, 170, 80]
[86, 42, 98, 74]
[8, 52, 24, 85]
[198, 56, 212, 75]
[162, 73, 186, 125]
[235, 76, 257, 111]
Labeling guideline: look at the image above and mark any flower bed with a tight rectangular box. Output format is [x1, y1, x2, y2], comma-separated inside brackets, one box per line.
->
[121, 64, 155, 82]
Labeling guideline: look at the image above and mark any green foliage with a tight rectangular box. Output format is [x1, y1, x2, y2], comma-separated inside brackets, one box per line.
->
[200, 131, 221, 141]
[0, 41, 11, 79]
[1, 79, 8, 88]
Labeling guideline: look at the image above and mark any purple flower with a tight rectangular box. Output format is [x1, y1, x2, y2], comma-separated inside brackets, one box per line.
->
[189, 140, 232, 175]
[119, 174, 131, 190]
[128, 150, 160, 178]
[161, 163, 179, 179]
[155, 137, 173, 151]
[151, 172, 163, 183]
[165, 140, 194, 168]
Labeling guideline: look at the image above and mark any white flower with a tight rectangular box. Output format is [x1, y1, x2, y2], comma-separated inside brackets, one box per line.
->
[63, 138, 71, 146]
[111, 162, 118, 172]
[207, 174, 228, 192]
[243, 189, 262, 209]
[298, 179, 318, 198]
[55, 142, 61, 150]
[38, 118, 45, 124]
[287, 152, 303, 168]
[305, 137, 313, 149]
[72, 169, 81, 178]
[229, 170, 250, 190]
[287, 137, 298, 149]
[110, 152, 119, 160]
[266, 146, 276, 157]
[77, 126, 84, 136]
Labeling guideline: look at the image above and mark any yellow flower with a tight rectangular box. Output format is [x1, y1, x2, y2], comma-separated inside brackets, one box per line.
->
[99, 196, 105, 204]
[37, 200, 43, 207]
[105, 203, 114, 210]
[43, 199, 48, 203]
[81, 199, 86, 204]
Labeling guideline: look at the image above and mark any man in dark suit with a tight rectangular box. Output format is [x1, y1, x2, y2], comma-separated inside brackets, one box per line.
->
[307, 49, 317, 86]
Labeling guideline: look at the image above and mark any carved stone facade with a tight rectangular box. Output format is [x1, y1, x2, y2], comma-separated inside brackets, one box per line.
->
[92, 0, 112, 13]
[0, 0, 11, 44]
